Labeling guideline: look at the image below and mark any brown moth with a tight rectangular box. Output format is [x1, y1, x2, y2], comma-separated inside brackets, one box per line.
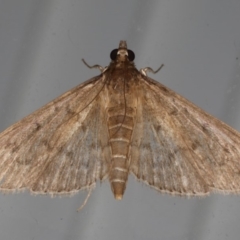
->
[0, 41, 240, 203]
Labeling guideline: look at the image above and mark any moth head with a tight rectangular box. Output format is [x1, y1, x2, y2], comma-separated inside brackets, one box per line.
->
[110, 40, 135, 62]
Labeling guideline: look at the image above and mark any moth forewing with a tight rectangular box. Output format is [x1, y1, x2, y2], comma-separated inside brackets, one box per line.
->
[0, 75, 108, 194]
[130, 74, 240, 195]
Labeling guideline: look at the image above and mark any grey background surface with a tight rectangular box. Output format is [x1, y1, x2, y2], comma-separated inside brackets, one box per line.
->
[0, 1, 240, 240]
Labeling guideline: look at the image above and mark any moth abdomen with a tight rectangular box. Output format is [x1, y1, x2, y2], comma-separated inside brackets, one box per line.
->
[107, 107, 136, 199]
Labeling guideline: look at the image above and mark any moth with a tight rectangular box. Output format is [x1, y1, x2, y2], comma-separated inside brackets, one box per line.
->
[0, 41, 240, 204]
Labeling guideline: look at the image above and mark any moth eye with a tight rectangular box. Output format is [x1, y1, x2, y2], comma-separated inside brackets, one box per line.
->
[127, 50, 135, 61]
[110, 49, 118, 61]
[110, 49, 135, 61]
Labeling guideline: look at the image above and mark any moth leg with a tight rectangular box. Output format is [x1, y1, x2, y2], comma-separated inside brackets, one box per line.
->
[82, 59, 106, 73]
[77, 187, 93, 212]
[140, 64, 164, 76]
